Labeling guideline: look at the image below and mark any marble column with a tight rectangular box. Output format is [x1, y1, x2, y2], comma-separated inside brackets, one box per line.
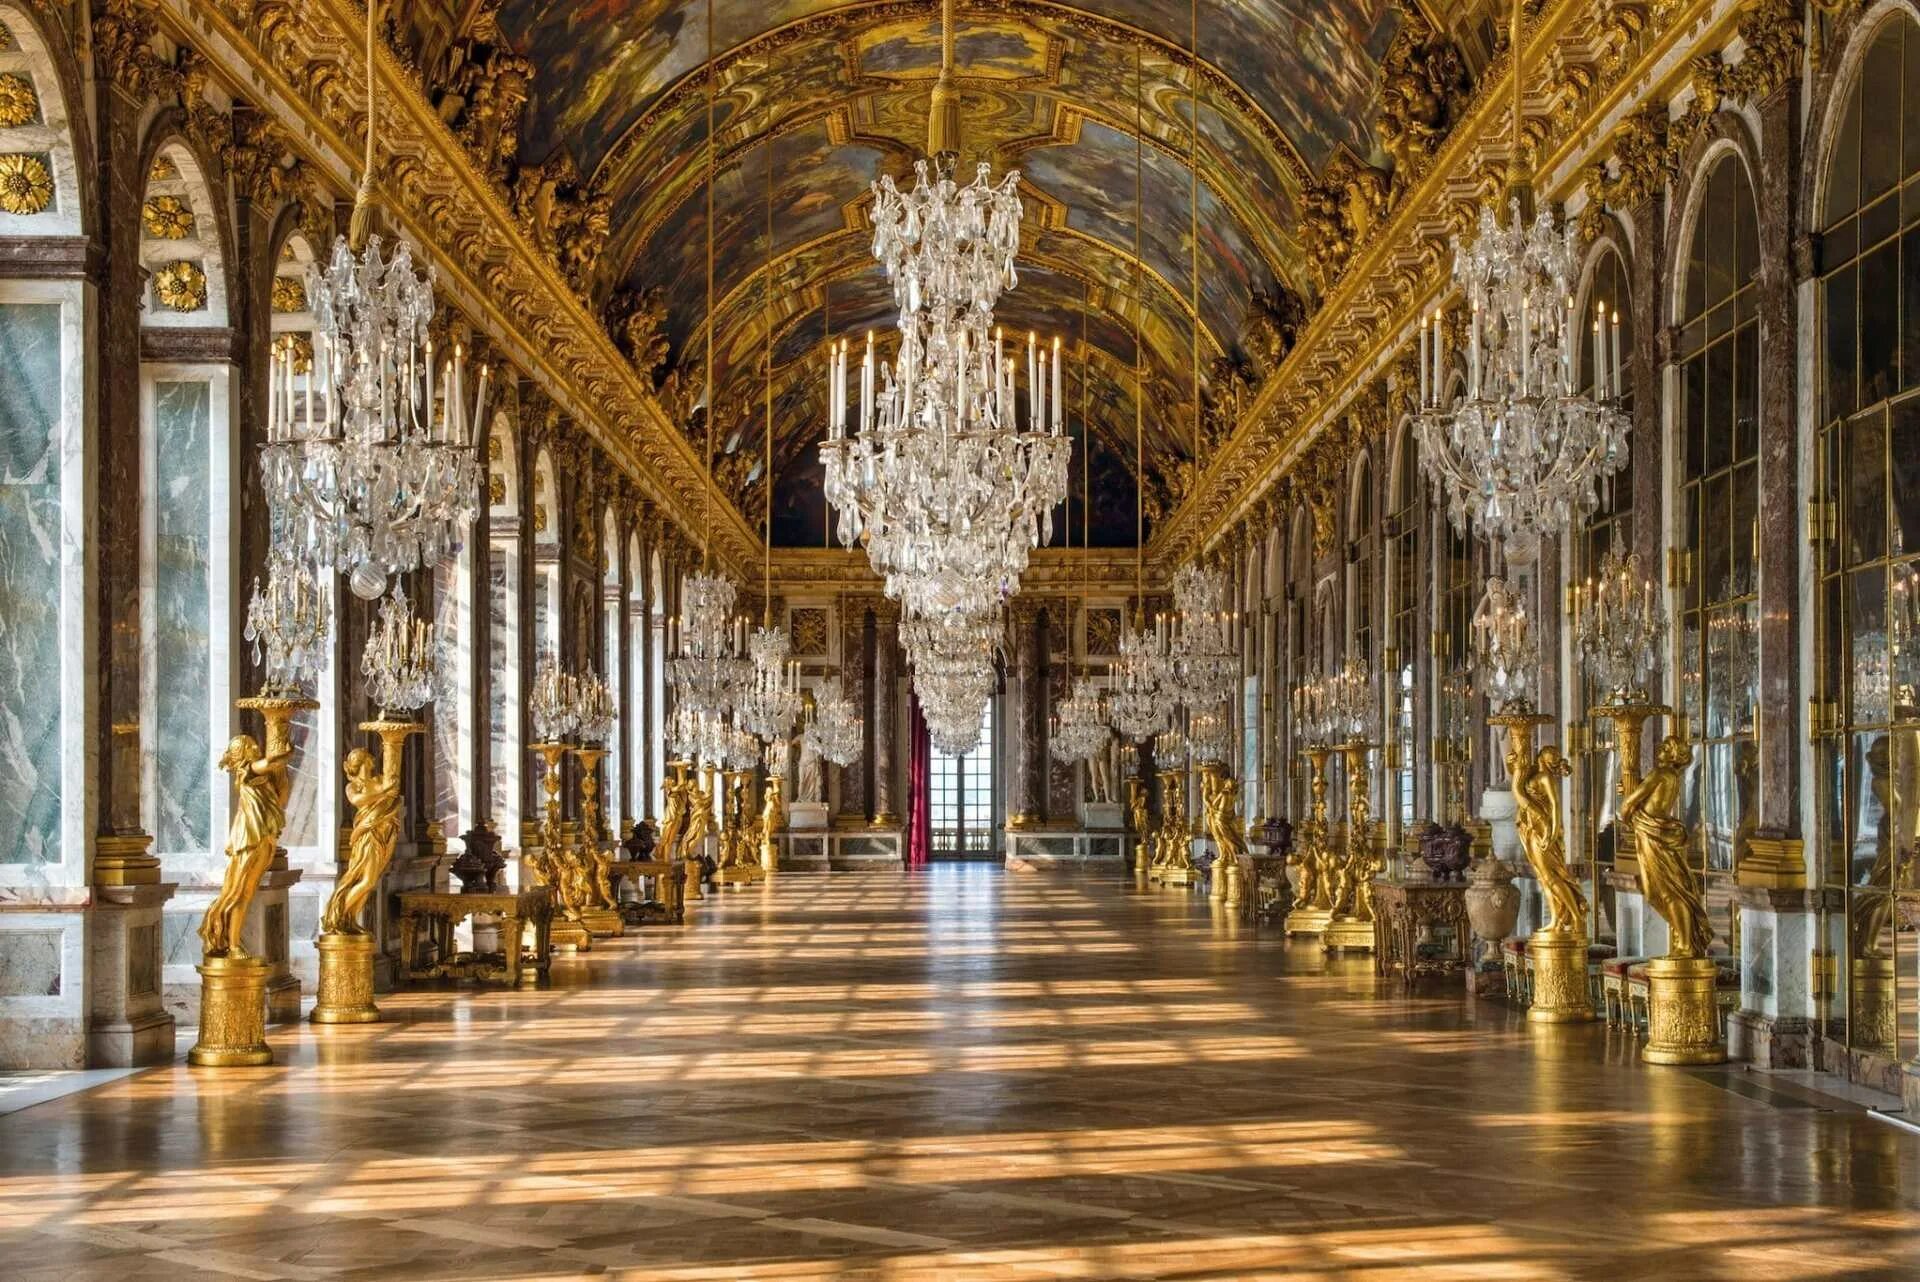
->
[91, 78, 153, 886]
[1743, 79, 1806, 886]
[462, 445, 494, 858]
[1007, 602, 1043, 828]
[872, 604, 900, 826]
[837, 602, 869, 822]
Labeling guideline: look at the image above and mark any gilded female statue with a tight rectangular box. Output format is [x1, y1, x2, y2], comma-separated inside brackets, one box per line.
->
[656, 763, 690, 863]
[1510, 741, 1585, 933]
[1292, 822, 1321, 908]
[681, 768, 715, 864]
[1620, 735, 1711, 959]
[323, 745, 403, 936]
[1204, 770, 1248, 873]
[759, 775, 786, 869]
[199, 732, 292, 957]
[1126, 776, 1149, 837]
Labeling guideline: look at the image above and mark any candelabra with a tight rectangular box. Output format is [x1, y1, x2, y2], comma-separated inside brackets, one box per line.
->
[1051, 675, 1111, 764]
[527, 653, 590, 951]
[244, 552, 330, 698]
[1165, 563, 1240, 712]
[739, 624, 802, 743]
[1472, 576, 1540, 714]
[1572, 545, 1666, 706]
[312, 587, 437, 1024]
[1109, 615, 1170, 742]
[569, 672, 622, 935]
[668, 571, 750, 722]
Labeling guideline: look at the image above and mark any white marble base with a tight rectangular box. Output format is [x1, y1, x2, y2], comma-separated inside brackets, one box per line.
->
[830, 831, 902, 871]
[87, 884, 176, 1067]
[243, 866, 303, 1023]
[1006, 832, 1127, 867]
[789, 802, 829, 831]
[1738, 905, 1812, 1022]
[1082, 803, 1124, 831]
[1614, 891, 1668, 959]
[0, 909, 88, 1069]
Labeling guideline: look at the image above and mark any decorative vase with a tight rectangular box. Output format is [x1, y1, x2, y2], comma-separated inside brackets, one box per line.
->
[623, 818, 658, 861]
[1463, 856, 1520, 969]
[1479, 787, 1522, 864]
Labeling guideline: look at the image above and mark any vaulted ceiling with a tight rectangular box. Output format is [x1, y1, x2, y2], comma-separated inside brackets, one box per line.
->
[411, 1, 1504, 546]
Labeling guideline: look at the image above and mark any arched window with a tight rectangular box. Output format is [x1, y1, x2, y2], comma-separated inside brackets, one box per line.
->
[531, 450, 559, 657]
[1573, 244, 1634, 920]
[1814, 12, 1920, 1056]
[1675, 149, 1760, 954]
[648, 547, 668, 805]
[1387, 423, 1420, 833]
[139, 140, 234, 887]
[601, 506, 623, 839]
[626, 531, 648, 824]
[1347, 453, 1373, 663]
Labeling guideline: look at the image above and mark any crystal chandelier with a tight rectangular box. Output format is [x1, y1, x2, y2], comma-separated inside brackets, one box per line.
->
[1109, 616, 1170, 742]
[244, 552, 330, 698]
[904, 608, 1003, 753]
[1186, 698, 1233, 766]
[1050, 675, 1110, 764]
[1471, 576, 1540, 713]
[803, 675, 864, 768]
[822, 320, 1071, 617]
[1411, 0, 1627, 564]
[1571, 544, 1665, 704]
[362, 586, 442, 718]
[739, 624, 801, 743]
[820, 0, 1069, 623]
[260, 2, 485, 601]
[668, 571, 749, 719]
[1165, 563, 1239, 711]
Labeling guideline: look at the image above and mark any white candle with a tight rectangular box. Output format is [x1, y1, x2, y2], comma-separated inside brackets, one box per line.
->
[1610, 310, 1622, 399]
[1052, 334, 1063, 430]
[1419, 316, 1429, 406]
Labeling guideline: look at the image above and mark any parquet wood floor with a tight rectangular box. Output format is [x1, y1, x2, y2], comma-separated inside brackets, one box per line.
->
[3, 867, 1917, 1280]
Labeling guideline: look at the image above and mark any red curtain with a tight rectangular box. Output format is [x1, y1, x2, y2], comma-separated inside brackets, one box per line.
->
[907, 692, 932, 869]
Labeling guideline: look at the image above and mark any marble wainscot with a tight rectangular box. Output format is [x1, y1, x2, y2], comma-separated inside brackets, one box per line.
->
[828, 827, 903, 871]
[1006, 832, 1128, 869]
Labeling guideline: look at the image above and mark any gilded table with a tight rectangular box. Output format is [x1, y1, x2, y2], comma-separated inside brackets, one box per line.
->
[397, 886, 553, 987]
[1372, 878, 1470, 988]
[608, 858, 684, 924]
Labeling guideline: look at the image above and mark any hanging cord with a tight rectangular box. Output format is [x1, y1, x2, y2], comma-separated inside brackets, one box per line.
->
[347, 0, 381, 252]
[1131, 38, 1144, 620]
[929, 0, 961, 157]
[701, 0, 716, 572]
[1509, 0, 1527, 196]
[1189, 0, 1201, 480]
[764, 105, 775, 623]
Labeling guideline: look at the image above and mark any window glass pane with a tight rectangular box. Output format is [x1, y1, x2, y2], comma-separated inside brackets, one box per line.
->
[1829, 81, 1863, 228]
[1863, 239, 1902, 405]
[1866, 24, 1907, 203]
[1849, 410, 1889, 567]
[1705, 338, 1732, 473]
[1734, 321, 1759, 462]
[1828, 263, 1860, 419]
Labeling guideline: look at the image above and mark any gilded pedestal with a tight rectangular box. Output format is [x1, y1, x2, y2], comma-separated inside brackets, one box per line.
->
[188, 955, 272, 1067]
[1323, 740, 1378, 955]
[311, 932, 380, 1024]
[571, 745, 624, 938]
[1642, 955, 1727, 1064]
[1285, 746, 1334, 935]
[1851, 955, 1897, 1049]
[1526, 931, 1592, 1023]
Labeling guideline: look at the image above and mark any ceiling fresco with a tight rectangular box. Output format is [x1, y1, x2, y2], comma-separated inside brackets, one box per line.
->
[433, 0, 1490, 545]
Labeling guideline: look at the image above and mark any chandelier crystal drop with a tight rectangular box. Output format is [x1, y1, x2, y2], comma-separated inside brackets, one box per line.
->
[1326, 658, 1379, 745]
[1186, 699, 1233, 766]
[361, 586, 442, 719]
[572, 673, 616, 746]
[803, 675, 864, 768]
[1572, 544, 1666, 705]
[1413, 199, 1630, 564]
[1471, 575, 1540, 713]
[1292, 670, 1341, 749]
[904, 609, 1004, 754]
[530, 652, 579, 743]
[261, 234, 488, 601]
[244, 552, 330, 698]
[1108, 619, 1170, 742]
[869, 155, 1023, 320]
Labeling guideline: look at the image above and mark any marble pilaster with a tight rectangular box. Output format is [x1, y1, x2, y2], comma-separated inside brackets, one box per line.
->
[872, 604, 900, 826]
[1007, 602, 1042, 827]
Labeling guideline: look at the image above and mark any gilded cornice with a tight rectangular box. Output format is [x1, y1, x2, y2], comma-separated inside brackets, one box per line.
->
[766, 547, 1160, 597]
[153, 0, 760, 581]
[1153, 0, 1760, 567]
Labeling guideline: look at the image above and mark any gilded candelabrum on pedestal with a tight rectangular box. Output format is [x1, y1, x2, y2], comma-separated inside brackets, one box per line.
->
[1200, 764, 1246, 908]
[1325, 740, 1379, 952]
[531, 740, 592, 953]
[570, 744, 625, 937]
[1285, 745, 1334, 935]
[717, 768, 764, 885]
[1590, 700, 1668, 879]
[190, 692, 314, 1067]
[682, 765, 717, 900]
[1151, 765, 1194, 885]
[1126, 775, 1151, 877]
[1494, 710, 1593, 1023]
[312, 718, 420, 1024]
[759, 773, 786, 874]
[1620, 732, 1726, 1064]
